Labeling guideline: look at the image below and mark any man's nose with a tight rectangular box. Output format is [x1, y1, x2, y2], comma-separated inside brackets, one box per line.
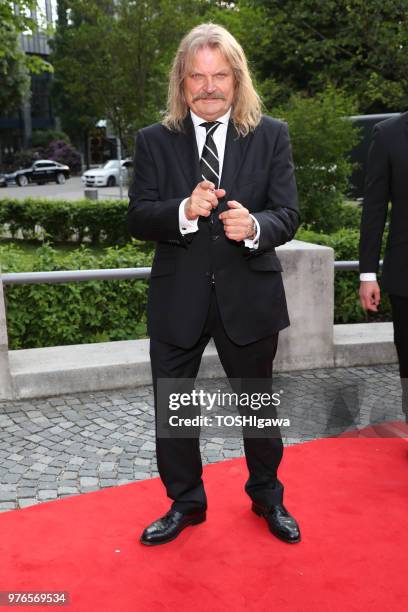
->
[203, 77, 216, 92]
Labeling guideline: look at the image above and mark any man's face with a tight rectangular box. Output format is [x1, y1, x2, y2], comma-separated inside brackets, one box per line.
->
[183, 46, 235, 121]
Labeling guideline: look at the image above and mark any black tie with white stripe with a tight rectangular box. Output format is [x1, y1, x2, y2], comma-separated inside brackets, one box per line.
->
[200, 121, 220, 188]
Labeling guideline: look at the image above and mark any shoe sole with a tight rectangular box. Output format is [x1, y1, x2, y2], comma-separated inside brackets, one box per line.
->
[140, 513, 206, 546]
[252, 503, 301, 544]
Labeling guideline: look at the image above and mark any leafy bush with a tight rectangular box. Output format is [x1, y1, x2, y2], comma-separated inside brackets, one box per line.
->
[31, 130, 71, 148]
[6, 149, 41, 171]
[43, 140, 82, 173]
[277, 87, 361, 233]
[1, 241, 153, 350]
[0, 198, 132, 245]
[335, 202, 362, 230]
[2, 133, 81, 173]
[296, 226, 391, 324]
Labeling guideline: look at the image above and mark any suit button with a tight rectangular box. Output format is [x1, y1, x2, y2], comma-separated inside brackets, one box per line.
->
[212, 235, 219, 241]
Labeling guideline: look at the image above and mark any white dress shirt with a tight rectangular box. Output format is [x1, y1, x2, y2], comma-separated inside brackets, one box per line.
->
[360, 273, 377, 281]
[178, 108, 260, 249]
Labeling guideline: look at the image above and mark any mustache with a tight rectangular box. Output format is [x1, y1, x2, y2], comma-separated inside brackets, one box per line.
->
[192, 92, 226, 101]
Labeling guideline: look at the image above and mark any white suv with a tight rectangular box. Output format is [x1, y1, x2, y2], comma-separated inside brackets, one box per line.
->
[81, 159, 132, 187]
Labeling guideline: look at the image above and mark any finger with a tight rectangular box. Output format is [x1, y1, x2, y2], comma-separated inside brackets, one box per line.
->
[223, 209, 247, 218]
[196, 202, 213, 215]
[201, 194, 218, 207]
[227, 200, 243, 208]
[215, 188, 226, 198]
[368, 289, 380, 308]
[198, 192, 217, 206]
[367, 303, 378, 312]
[222, 221, 247, 230]
[197, 206, 211, 217]
[190, 199, 211, 215]
[359, 294, 368, 310]
[226, 233, 244, 241]
[360, 297, 371, 311]
[360, 292, 378, 312]
[224, 227, 244, 236]
[219, 211, 248, 222]
[198, 180, 215, 191]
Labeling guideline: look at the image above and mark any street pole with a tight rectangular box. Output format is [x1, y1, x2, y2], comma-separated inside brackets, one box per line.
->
[116, 137, 123, 199]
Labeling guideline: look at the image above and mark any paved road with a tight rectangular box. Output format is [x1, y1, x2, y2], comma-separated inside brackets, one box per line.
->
[0, 177, 128, 201]
[0, 364, 405, 513]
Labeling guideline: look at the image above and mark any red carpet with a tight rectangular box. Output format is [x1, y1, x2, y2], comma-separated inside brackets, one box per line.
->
[1, 429, 408, 611]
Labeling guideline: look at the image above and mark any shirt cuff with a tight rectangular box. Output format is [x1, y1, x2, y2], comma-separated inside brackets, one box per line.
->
[244, 215, 260, 249]
[179, 198, 199, 234]
[360, 273, 377, 281]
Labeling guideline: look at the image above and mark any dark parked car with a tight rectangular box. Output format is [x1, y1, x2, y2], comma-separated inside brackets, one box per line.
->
[0, 174, 6, 188]
[4, 160, 71, 186]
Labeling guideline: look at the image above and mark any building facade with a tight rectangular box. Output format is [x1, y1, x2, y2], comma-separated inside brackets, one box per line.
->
[0, 1, 58, 169]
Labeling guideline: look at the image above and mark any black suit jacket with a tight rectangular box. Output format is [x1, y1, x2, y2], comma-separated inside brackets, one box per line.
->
[127, 113, 299, 348]
[359, 112, 408, 296]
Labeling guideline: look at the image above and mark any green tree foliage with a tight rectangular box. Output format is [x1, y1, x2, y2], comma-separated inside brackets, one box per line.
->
[31, 129, 71, 148]
[51, 0, 210, 150]
[50, 0, 408, 149]
[238, 0, 408, 113]
[276, 87, 360, 231]
[0, 1, 53, 114]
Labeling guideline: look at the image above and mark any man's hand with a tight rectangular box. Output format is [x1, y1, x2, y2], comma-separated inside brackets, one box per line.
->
[218, 201, 254, 241]
[184, 180, 226, 221]
[359, 280, 381, 312]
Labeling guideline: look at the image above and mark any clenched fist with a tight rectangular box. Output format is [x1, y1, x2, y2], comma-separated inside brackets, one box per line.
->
[359, 280, 381, 312]
[184, 180, 226, 220]
[218, 201, 255, 242]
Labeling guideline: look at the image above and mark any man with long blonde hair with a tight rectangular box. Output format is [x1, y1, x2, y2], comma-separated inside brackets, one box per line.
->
[128, 23, 301, 546]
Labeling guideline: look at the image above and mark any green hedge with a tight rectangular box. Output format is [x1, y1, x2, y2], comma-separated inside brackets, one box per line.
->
[0, 197, 363, 247]
[1, 224, 391, 350]
[0, 198, 130, 245]
[1, 242, 153, 350]
[296, 227, 391, 324]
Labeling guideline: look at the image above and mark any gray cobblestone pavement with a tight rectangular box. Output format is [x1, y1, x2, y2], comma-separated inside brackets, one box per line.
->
[0, 364, 405, 512]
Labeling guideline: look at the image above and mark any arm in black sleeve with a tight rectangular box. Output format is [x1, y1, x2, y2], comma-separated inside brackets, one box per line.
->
[127, 129, 188, 243]
[359, 124, 390, 273]
[252, 122, 300, 251]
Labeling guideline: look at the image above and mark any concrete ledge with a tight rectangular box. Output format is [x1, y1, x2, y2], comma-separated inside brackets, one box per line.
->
[7, 322, 398, 400]
[8, 339, 225, 399]
[1, 240, 398, 401]
[0, 276, 13, 399]
[334, 322, 397, 367]
[9, 340, 152, 399]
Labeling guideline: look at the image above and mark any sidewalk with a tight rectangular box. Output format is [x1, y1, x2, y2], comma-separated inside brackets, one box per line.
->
[0, 364, 405, 512]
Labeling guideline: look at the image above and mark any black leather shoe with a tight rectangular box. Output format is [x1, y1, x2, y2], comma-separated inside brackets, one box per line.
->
[252, 502, 301, 543]
[140, 508, 206, 546]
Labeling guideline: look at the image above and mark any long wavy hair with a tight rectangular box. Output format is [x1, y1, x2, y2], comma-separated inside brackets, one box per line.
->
[162, 23, 262, 136]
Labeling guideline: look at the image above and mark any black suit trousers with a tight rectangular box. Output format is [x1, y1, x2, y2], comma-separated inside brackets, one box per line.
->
[149, 287, 284, 513]
[389, 294, 408, 417]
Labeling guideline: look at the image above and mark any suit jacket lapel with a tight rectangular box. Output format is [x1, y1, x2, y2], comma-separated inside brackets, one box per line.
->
[170, 113, 253, 211]
[403, 112, 408, 142]
[170, 114, 201, 190]
[218, 120, 252, 213]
